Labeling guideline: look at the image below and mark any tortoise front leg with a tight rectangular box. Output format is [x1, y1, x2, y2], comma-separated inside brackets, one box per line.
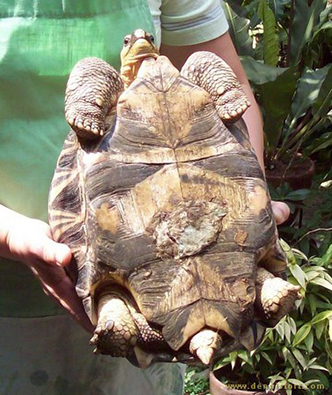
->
[65, 57, 124, 140]
[180, 51, 250, 123]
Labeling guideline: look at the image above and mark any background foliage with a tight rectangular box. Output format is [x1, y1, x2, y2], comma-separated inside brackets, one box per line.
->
[224, 0, 332, 166]
[184, 0, 332, 394]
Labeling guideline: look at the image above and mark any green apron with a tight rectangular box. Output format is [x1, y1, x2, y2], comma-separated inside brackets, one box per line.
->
[0, 0, 155, 318]
[0, 2, 185, 394]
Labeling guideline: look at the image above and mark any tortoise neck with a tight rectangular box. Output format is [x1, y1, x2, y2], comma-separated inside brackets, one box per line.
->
[120, 54, 159, 89]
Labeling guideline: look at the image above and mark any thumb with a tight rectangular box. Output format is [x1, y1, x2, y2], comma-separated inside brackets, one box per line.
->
[37, 237, 72, 266]
[272, 201, 290, 225]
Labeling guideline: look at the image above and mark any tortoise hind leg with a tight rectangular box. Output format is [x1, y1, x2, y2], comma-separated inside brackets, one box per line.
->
[90, 294, 138, 357]
[65, 57, 124, 140]
[91, 292, 168, 365]
[255, 267, 302, 327]
[180, 51, 250, 122]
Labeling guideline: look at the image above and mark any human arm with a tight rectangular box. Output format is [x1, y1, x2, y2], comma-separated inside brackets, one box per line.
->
[0, 204, 93, 331]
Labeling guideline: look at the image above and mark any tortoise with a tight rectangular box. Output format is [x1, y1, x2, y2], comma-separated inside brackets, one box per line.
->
[48, 29, 301, 368]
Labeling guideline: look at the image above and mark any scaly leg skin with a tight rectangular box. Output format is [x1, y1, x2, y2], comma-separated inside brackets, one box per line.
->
[180, 51, 250, 123]
[189, 329, 222, 366]
[90, 292, 169, 367]
[90, 294, 138, 357]
[255, 267, 302, 327]
[65, 57, 124, 140]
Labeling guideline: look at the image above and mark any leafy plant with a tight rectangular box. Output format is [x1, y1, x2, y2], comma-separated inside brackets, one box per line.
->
[269, 182, 310, 214]
[184, 367, 210, 395]
[183, 4, 332, 393]
[213, 242, 332, 394]
[222, 0, 332, 167]
[275, 171, 332, 257]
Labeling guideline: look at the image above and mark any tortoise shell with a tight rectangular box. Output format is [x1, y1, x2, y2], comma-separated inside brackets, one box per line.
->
[49, 54, 288, 360]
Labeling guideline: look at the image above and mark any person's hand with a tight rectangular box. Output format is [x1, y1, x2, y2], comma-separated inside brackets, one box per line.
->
[271, 201, 290, 225]
[0, 207, 93, 332]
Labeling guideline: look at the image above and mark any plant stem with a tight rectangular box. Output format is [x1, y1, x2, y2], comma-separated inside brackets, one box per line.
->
[286, 0, 295, 67]
[292, 228, 332, 247]
[276, 116, 318, 160]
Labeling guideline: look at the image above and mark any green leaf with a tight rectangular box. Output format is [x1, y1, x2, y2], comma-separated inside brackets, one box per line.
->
[258, 0, 279, 66]
[329, 318, 332, 342]
[289, 0, 326, 66]
[304, 330, 314, 353]
[306, 7, 332, 66]
[240, 56, 290, 84]
[222, 2, 254, 56]
[304, 379, 321, 387]
[319, 244, 332, 266]
[276, 379, 287, 392]
[305, 131, 332, 156]
[309, 364, 329, 372]
[307, 294, 318, 316]
[223, 0, 249, 18]
[238, 350, 252, 365]
[282, 347, 301, 377]
[284, 321, 291, 344]
[310, 277, 332, 291]
[303, 266, 326, 272]
[292, 248, 308, 262]
[279, 239, 296, 264]
[293, 324, 311, 346]
[292, 349, 307, 369]
[311, 310, 332, 325]
[276, 320, 285, 340]
[267, 0, 290, 22]
[269, 374, 285, 382]
[289, 264, 307, 289]
[229, 351, 238, 370]
[285, 65, 331, 136]
[288, 316, 297, 335]
[288, 378, 309, 390]
[213, 359, 231, 371]
[315, 320, 326, 340]
[307, 270, 322, 281]
[284, 189, 310, 201]
[319, 4, 332, 24]
[312, 64, 332, 118]
[256, 66, 299, 148]
[323, 271, 332, 283]
[261, 351, 273, 365]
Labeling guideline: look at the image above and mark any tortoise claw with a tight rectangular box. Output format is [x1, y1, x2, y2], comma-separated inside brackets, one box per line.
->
[65, 109, 105, 140]
[93, 295, 138, 357]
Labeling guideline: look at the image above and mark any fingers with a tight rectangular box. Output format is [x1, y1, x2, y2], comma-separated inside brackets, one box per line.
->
[24, 220, 72, 266]
[2, 213, 92, 332]
[39, 239, 72, 267]
[31, 260, 94, 333]
[3, 216, 72, 267]
[271, 201, 290, 225]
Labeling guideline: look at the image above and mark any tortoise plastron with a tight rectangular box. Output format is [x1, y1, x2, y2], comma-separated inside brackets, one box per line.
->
[49, 30, 301, 368]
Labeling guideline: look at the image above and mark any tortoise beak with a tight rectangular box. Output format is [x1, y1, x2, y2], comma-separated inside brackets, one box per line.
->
[137, 39, 158, 57]
[120, 30, 159, 65]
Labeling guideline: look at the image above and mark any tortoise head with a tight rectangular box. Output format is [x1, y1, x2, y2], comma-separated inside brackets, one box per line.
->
[120, 29, 159, 88]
